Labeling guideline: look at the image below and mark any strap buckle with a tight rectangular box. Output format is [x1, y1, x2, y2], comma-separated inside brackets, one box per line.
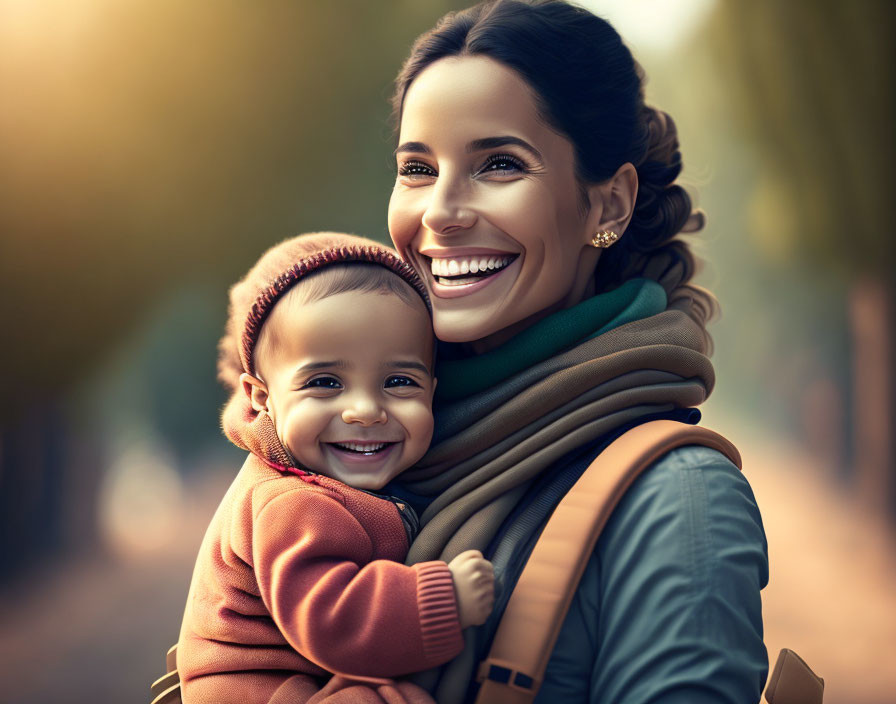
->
[476, 658, 538, 692]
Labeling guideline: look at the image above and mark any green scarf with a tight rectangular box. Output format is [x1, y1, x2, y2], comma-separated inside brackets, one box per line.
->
[434, 277, 667, 402]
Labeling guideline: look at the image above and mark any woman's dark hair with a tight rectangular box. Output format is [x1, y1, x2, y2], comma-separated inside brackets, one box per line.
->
[392, 0, 716, 335]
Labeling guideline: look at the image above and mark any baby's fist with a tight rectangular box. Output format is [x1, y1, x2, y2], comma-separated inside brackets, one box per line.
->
[448, 549, 495, 629]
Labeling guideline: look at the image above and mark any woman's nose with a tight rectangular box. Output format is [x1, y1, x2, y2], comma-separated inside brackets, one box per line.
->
[421, 175, 477, 235]
[341, 395, 388, 426]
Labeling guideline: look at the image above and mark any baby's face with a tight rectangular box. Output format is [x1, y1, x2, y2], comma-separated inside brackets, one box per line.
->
[258, 289, 435, 490]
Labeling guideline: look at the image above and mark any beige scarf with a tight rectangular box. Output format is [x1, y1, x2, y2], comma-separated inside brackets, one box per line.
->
[400, 293, 714, 565]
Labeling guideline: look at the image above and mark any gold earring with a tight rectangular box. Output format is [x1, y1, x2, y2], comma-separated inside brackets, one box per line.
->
[590, 230, 619, 248]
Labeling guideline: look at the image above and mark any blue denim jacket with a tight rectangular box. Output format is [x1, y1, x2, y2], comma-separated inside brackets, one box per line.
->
[534, 445, 769, 704]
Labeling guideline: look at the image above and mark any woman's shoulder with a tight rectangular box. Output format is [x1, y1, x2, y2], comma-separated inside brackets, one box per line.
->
[611, 441, 764, 530]
[599, 441, 768, 574]
[538, 441, 770, 702]
[624, 441, 755, 496]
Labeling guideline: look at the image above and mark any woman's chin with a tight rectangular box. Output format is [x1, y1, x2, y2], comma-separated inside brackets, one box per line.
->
[432, 309, 521, 350]
[432, 309, 499, 345]
[432, 295, 570, 351]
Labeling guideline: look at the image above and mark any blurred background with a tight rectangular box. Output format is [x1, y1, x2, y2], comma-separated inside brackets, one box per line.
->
[0, 0, 893, 702]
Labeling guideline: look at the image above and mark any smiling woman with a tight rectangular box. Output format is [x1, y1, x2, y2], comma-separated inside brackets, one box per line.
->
[384, 2, 769, 703]
[389, 55, 636, 349]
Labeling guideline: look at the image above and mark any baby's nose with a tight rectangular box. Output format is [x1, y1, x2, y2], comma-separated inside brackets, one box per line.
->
[341, 396, 387, 426]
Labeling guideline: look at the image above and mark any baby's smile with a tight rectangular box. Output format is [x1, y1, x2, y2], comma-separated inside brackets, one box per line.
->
[327, 440, 396, 455]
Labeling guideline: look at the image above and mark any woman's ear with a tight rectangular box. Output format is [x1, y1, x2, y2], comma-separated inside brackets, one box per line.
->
[240, 372, 270, 414]
[584, 162, 638, 236]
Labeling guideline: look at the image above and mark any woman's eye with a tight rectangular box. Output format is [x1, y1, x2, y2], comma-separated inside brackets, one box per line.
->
[397, 160, 436, 179]
[304, 376, 342, 390]
[479, 154, 526, 175]
[384, 375, 420, 389]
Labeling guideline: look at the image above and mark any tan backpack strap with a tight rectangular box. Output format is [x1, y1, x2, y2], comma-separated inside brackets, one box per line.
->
[474, 420, 741, 704]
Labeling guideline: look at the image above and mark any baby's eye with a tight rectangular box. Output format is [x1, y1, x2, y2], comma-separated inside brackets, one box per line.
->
[384, 375, 420, 388]
[397, 160, 436, 179]
[479, 154, 527, 175]
[304, 376, 342, 390]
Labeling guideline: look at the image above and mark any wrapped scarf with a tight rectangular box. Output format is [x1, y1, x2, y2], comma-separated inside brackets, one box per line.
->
[399, 277, 715, 565]
[395, 277, 715, 702]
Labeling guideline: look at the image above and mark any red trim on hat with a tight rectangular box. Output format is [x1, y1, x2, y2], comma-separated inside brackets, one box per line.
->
[239, 244, 430, 376]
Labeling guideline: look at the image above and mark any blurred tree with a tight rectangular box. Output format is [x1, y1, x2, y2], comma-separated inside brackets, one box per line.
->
[0, 0, 468, 580]
[709, 0, 895, 507]
[711, 0, 893, 277]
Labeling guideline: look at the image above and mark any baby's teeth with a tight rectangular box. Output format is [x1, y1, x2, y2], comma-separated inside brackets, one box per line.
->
[343, 442, 385, 452]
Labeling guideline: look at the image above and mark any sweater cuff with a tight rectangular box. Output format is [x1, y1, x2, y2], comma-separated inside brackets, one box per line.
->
[413, 560, 464, 664]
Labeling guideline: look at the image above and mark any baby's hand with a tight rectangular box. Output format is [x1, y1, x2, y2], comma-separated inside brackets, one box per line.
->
[447, 549, 495, 629]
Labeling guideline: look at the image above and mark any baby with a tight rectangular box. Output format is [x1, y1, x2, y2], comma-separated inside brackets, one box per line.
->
[177, 233, 494, 704]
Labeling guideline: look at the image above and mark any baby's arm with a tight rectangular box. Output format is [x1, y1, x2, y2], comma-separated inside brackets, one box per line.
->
[252, 487, 467, 679]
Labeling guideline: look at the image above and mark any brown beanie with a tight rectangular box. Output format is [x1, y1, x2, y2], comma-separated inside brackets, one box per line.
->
[217, 232, 429, 394]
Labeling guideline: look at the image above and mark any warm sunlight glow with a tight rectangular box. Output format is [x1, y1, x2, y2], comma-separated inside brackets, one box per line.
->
[577, 0, 718, 53]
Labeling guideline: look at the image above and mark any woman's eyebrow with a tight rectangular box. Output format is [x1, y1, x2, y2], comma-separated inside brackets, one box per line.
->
[395, 141, 431, 156]
[394, 137, 543, 162]
[468, 136, 543, 161]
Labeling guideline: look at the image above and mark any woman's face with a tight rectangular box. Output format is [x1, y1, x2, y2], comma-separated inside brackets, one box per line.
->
[388, 55, 606, 346]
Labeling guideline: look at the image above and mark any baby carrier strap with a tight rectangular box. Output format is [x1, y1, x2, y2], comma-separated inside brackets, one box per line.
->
[474, 419, 824, 704]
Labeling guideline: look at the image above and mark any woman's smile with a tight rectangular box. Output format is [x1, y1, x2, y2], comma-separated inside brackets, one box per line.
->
[422, 249, 520, 296]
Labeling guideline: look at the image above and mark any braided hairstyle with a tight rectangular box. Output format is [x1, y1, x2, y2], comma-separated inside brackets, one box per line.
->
[392, 0, 716, 336]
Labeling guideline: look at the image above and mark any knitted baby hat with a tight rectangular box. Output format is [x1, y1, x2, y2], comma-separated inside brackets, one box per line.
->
[217, 232, 430, 394]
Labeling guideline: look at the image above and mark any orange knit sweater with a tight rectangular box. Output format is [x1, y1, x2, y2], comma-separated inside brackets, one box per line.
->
[177, 450, 463, 704]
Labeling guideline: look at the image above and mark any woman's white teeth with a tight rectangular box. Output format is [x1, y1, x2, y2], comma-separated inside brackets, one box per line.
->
[429, 256, 513, 278]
